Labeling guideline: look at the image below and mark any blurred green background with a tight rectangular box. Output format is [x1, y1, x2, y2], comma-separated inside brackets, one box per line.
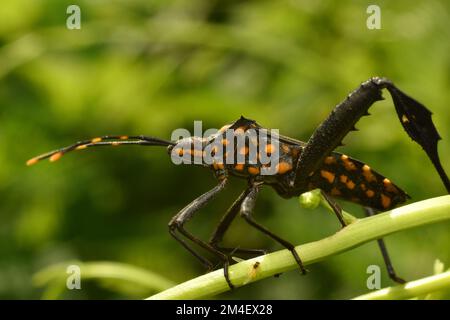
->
[0, 0, 449, 299]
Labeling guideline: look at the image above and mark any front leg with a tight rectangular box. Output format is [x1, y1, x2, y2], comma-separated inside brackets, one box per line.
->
[168, 177, 236, 289]
[293, 77, 449, 193]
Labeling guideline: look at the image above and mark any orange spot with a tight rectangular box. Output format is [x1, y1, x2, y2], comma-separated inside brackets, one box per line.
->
[76, 145, 87, 150]
[291, 148, 300, 157]
[192, 149, 203, 158]
[360, 183, 366, 191]
[234, 127, 245, 135]
[50, 152, 63, 162]
[366, 190, 375, 198]
[174, 148, 183, 156]
[91, 137, 102, 143]
[213, 162, 224, 170]
[222, 139, 229, 146]
[276, 162, 293, 175]
[340, 175, 348, 184]
[234, 164, 244, 171]
[265, 144, 274, 155]
[331, 187, 341, 196]
[239, 146, 249, 156]
[346, 180, 355, 190]
[344, 161, 357, 171]
[362, 165, 377, 182]
[324, 156, 336, 165]
[320, 170, 335, 183]
[210, 145, 218, 156]
[120, 135, 128, 140]
[248, 167, 260, 175]
[381, 194, 392, 209]
[26, 158, 38, 166]
[341, 154, 357, 171]
[383, 178, 398, 193]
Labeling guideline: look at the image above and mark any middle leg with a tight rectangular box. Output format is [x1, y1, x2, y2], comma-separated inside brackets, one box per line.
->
[320, 190, 347, 228]
[240, 185, 307, 274]
[209, 188, 267, 258]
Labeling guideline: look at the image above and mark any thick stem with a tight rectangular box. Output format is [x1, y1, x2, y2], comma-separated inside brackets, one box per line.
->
[147, 195, 450, 300]
[353, 270, 450, 300]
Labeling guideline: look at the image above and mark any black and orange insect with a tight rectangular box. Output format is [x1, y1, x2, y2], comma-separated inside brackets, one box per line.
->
[27, 77, 449, 289]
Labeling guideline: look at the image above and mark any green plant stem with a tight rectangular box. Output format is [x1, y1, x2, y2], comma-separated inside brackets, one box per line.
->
[34, 261, 175, 292]
[147, 195, 450, 300]
[353, 270, 450, 300]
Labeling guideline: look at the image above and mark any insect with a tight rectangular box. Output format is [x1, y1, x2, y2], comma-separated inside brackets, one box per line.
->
[28, 77, 449, 289]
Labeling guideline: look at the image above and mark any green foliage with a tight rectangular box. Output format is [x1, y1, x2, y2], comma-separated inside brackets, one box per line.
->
[0, 0, 449, 299]
[34, 261, 174, 299]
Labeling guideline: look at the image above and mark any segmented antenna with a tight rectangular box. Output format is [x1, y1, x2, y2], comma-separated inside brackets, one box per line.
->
[26, 135, 174, 165]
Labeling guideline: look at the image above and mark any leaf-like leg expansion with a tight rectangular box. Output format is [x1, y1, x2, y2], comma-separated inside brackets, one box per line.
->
[293, 77, 449, 193]
[387, 85, 450, 193]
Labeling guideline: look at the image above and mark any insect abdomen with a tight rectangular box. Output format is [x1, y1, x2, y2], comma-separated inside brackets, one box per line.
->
[308, 152, 409, 211]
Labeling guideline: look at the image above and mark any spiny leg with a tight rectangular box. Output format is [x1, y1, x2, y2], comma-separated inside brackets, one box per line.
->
[240, 185, 307, 274]
[364, 207, 406, 284]
[293, 77, 449, 193]
[209, 188, 267, 258]
[320, 190, 346, 228]
[26, 135, 174, 165]
[168, 178, 236, 289]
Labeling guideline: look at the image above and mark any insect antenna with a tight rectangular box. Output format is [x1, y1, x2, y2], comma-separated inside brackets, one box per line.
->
[26, 135, 175, 165]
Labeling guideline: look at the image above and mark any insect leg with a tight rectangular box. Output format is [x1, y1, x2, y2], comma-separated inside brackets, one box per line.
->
[240, 185, 307, 274]
[294, 77, 449, 193]
[168, 178, 236, 289]
[364, 207, 406, 284]
[209, 188, 267, 257]
[215, 247, 267, 257]
[321, 192, 405, 283]
[320, 190, 346, 228]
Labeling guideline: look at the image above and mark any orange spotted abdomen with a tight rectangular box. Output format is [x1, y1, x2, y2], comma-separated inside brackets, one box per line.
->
[308, 153, 409, 210]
